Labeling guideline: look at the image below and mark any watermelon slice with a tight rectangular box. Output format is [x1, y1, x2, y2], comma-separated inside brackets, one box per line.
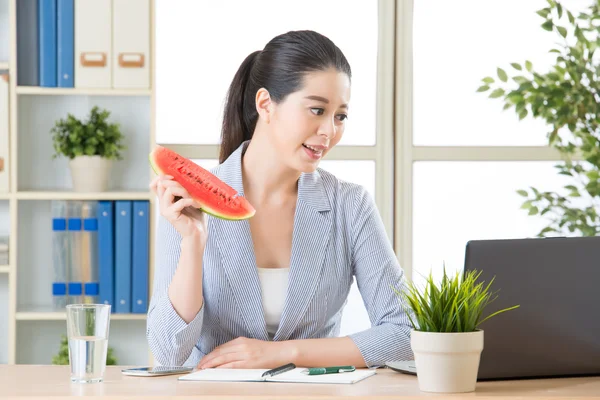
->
[149, 145, 255, 220]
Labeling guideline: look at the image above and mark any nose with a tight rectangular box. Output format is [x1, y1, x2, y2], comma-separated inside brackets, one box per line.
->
[318, 116, 336, 139]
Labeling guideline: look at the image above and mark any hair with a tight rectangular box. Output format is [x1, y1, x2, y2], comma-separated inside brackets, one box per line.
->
[219, 30, 352, 163]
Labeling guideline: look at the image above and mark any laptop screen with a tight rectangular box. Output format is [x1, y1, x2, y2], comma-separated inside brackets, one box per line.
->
[464, 236, 600, 380]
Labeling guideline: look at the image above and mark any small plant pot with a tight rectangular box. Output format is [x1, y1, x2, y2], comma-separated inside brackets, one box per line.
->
[411, 330, 484, 393]
[69, 156, 112, 192]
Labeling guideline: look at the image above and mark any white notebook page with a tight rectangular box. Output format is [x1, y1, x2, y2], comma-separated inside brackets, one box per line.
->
[179, 368, 269, 382]
[179, 368, 376, 384]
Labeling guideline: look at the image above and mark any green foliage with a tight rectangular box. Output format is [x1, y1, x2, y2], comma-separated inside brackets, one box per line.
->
[52, 335, 118, 366]
[479, 0, 600, 237]
[50, 106, 125, 160]
[394, 268, 519, 333]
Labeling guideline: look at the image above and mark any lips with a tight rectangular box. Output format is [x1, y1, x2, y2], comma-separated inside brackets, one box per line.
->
[303, 144, 321, 152]
[302, 144, 324, 160]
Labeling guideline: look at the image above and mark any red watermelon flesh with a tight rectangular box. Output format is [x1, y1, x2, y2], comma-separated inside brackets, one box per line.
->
[149, 145, 256, 220]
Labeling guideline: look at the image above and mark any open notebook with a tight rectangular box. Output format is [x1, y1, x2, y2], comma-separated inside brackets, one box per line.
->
[178, 367, 376, 384]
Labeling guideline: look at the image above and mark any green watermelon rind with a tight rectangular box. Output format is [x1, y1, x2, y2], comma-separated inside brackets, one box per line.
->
[148, 152, 254, 221]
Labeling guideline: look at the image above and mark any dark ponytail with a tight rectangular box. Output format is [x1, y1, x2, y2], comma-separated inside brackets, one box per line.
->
[219, 50, 261, 164]
[219, 30, 351, 163]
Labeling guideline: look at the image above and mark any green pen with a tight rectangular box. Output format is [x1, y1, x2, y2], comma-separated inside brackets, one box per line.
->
[302, 366, 356, 375]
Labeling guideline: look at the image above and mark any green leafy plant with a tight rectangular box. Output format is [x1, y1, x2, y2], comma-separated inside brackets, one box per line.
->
[478, 0, 600, 237]
[52, 335, 118, 365]
[50, 106, 126, 160]
[394, 269, 519, 333]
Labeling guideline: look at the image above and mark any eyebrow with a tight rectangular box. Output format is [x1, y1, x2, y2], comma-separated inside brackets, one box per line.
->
[304, 95, 348, 109]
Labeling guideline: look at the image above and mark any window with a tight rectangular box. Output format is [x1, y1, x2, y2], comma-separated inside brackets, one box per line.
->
[412, 161, 573, 286]
[400, 0, 592, 284]
[413, 0, 591, 146]
[156, 0, 378, 146]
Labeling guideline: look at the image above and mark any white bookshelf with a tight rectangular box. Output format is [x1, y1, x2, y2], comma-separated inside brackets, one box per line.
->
[16, 306, 147, 321]
[16, 86, 151, 96]
[1, 0, 157, 366]
[16, 191, 152, 201]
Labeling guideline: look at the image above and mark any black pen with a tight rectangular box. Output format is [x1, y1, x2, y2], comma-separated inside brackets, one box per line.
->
[261, 363, 296, 378]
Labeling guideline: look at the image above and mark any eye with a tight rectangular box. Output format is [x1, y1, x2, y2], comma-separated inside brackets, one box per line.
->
[310, 108, 325, 116]
[336, 114, 348, 122]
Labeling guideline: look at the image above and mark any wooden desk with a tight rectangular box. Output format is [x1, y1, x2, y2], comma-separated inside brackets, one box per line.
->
[1, 365, 599, 399]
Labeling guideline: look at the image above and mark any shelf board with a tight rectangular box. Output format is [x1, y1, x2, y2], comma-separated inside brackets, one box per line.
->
[0, 61, 8, 70]
[16, 86, 151, 96]
[17, 191, 152, 200]
[16, 307, 147, 321]
[0, 265, 10, 274]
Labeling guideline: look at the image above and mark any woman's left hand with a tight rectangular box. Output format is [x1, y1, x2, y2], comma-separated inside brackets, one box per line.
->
[197, 337, 296, 369]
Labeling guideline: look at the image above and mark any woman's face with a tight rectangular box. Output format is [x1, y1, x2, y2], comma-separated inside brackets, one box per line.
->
[268, 68, 351, 173]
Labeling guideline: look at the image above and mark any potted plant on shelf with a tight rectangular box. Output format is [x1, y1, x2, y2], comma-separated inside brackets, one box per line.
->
[394, 268, 519, 393]
[50, 106, 125, 192]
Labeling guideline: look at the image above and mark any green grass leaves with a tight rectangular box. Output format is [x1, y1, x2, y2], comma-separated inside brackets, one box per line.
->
[394, 268, 519, 333]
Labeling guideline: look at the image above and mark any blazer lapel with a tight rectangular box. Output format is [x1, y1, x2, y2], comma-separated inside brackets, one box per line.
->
[213, 142, 269, 341]
[273, 171, 333, 341]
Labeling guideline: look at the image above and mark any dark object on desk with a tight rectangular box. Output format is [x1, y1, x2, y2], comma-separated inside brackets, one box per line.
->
[121, 366, 194, 377]
[385, 361, 417, 376]
[463, 236, 600, 381]
[261, 363, 296, 378]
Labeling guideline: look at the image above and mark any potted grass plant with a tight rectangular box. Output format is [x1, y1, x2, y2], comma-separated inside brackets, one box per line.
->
[394, 268, 519, 393]
[50, 106, 125, 192]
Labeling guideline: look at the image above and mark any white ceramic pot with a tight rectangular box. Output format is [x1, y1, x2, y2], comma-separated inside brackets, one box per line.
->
[411, 330, 484, 393]
[69, 156, 112, 192]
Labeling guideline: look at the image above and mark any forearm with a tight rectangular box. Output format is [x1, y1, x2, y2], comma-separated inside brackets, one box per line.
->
[168, 232, 205, 323]
[286, 337, 366, 368]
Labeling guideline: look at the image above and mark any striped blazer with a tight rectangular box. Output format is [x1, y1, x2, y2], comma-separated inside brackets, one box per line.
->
[146, 140, 414, 368]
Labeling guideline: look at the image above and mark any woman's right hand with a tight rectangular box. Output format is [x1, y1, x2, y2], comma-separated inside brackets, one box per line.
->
[150, 175, 208, 241]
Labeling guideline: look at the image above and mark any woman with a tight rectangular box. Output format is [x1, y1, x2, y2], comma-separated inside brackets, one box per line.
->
[148, 30, 413, 369]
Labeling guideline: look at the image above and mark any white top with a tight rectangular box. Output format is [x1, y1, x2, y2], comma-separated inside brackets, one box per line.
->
[256, 267, 290, 339]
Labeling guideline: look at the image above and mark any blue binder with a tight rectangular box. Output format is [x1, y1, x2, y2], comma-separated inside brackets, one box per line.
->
[52, 217, 67, 306]
[131, 201, 149, 313]
[38, 0, 57, 87]
[17, 0, 39, 86]
[98, 201, 114, 306]
[56, 0, 74, 87]
[83, 207, 99, 301]
[67, 215, 82, 301]
[114, 201, 132, 313]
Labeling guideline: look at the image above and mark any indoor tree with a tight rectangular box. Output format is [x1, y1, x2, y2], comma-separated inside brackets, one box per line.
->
[479, 0, 600, 237]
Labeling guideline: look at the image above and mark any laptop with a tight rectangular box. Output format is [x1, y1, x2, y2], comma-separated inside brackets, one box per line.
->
[387, 236, 600, 381]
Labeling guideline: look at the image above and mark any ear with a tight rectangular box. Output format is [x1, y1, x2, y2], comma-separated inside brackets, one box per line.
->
[255, 87, 273, 124]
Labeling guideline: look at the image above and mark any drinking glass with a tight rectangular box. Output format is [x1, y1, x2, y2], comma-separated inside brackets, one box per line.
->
[66, 304, 111, 383]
